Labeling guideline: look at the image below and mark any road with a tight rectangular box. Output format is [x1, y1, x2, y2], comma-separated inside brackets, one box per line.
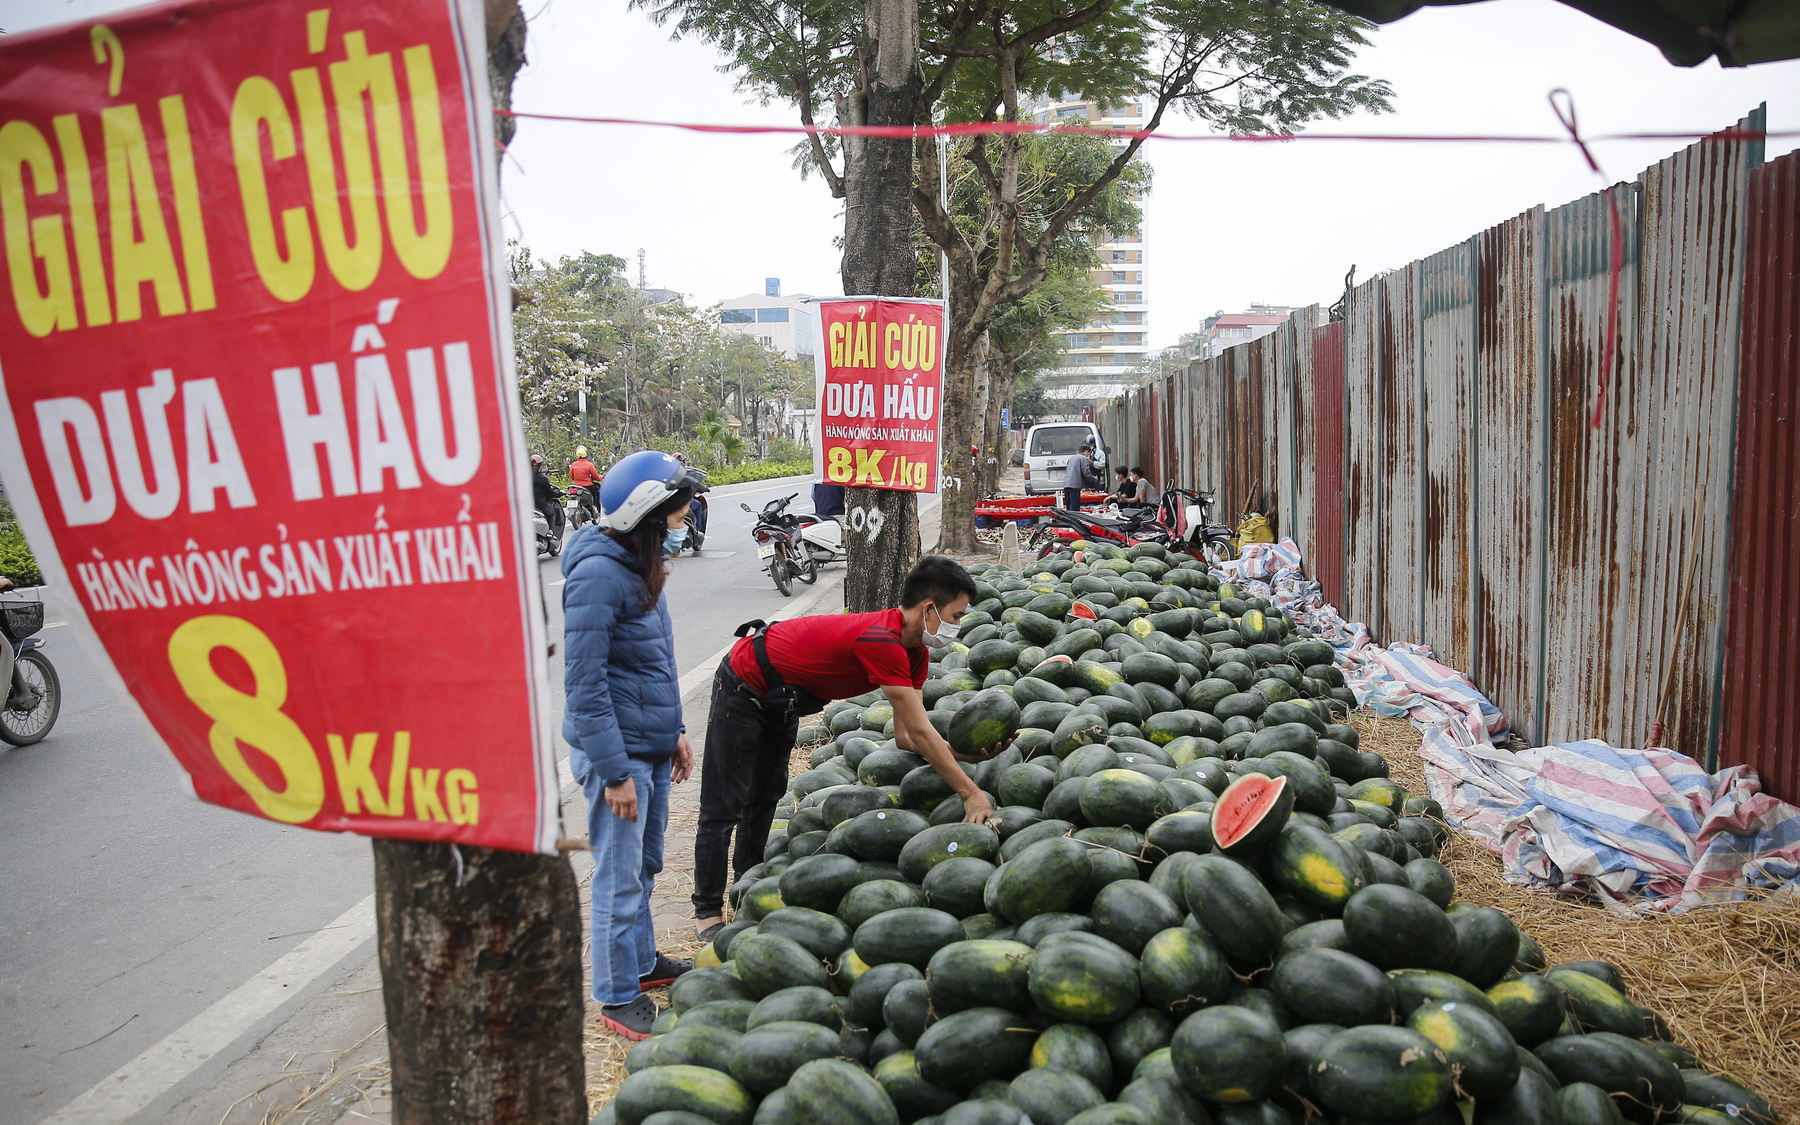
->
[0, 473, 919, 1125]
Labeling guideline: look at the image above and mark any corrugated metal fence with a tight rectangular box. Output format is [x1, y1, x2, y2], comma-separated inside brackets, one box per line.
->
[1099, 112, 1800, 800]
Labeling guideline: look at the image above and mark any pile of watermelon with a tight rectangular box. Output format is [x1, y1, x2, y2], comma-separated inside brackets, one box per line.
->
[601, 542, 1779, 1125]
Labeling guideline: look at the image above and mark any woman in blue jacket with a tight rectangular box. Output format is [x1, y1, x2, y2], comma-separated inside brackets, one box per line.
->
[563, 449, 706, 1039]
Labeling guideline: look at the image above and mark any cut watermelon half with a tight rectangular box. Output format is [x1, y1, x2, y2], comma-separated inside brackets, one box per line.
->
[1070, 602, 1098, 620]
[1212, 772, 1295, 855]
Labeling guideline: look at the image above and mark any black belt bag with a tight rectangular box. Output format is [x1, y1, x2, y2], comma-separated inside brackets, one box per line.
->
[734, 620, 826, 717]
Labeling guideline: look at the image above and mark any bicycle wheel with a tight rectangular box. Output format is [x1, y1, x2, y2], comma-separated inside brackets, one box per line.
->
[770, 552, 793, 597]
[0, 650, 60, 745]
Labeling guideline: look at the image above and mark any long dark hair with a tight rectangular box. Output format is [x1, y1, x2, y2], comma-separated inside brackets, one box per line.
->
[609, 487, 693, 610]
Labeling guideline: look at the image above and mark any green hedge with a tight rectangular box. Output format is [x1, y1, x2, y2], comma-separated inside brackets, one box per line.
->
[702, 459, 814, 487]
[0, 509, 41, 586]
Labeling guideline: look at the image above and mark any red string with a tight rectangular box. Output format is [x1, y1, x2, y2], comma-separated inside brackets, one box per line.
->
[1549, 90, 1624, 432]
[491, 108, 1786, 147]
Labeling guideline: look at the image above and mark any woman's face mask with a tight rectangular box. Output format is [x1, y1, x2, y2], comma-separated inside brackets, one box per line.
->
[663, 525, 689, 554]
[922, 603, 960, 649]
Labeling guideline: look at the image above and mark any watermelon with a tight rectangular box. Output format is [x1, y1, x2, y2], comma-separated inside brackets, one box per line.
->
[913, 1006, 1036, 1091]
[1008, 1068, 1105, 1125]
[925, 938, 1035, 1013]
[1027, 937, 1141, 1025]
[871, 1051, 957, 1120]
[756, 907, 852, 962]
[1181, 855, 1287, 968]
[729, 1021, 845, 1093]
[947, 690, 1022, 757]
[1210, 773, 1294, 854]
[613, 1065, 755, 1125]
[1341, 884, 1459, 971]
[853, 907, 965, 968]
[1310, 1025, 1454, 1119]
[898, 822, 1001, 883]
[990, 837, 1092, 922]
[730, 933, 830, 997]
[1079, 768, 1172, 830]
[1270, 948, 1397, 1027]
[788, 1058, 902, 1125]
[845, 961, 922, 1029]
[1170, 1004, 1287, 1103]
[1088, 880, 1183, 956]
[1447, 905, 1521, 988]
[1138, 925, 1232, 1014]
[1485, 975, 1567, 1049]
[1270, 824, 1367, 913]
[837, 880, 928, 930]
[1406, 999, 1522, 1097]
[1029, 1022, 1114, 1093]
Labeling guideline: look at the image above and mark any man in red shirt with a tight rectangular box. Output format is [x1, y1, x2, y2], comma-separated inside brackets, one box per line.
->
[690, 556, 983, 939]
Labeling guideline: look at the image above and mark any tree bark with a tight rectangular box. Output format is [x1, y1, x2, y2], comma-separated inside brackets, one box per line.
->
[486, 0, 527, 149]
[374, 841, 587, 1125]
[935, 290, 986, 554]
[840, 0, 923, 606]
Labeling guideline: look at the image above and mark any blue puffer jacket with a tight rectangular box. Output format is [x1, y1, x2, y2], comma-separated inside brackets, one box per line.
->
[561, 528, 683, 787]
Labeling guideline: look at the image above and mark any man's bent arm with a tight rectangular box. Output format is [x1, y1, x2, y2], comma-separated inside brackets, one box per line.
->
[883, 684, 994, 824]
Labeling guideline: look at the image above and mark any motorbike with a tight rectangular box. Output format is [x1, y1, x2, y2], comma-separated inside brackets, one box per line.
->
[743, 493, 844, 595]
[567, 484, 601, 530]
[1028, 503, 1169, 556]
[1158, 484, 1235, 563]
[1, 598, 60, 746]
[532, 506, 561, 557]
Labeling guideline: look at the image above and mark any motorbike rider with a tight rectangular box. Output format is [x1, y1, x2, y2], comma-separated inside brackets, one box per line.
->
[0, 576, 13, 710]
[673, 454, 708, 543]
[570, 444, 601, 500]
[530, 454, 565, 535]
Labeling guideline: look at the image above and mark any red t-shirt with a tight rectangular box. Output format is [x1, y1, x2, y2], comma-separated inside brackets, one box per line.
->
[730, 609, 928, 701]
[569, 459, 600, 486]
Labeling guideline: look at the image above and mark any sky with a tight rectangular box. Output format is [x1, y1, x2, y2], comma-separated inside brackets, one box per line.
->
[4, 0, 1797, 349]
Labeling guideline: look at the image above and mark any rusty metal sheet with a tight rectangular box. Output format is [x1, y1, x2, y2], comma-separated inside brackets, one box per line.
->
[1475, 208, 1545, 740]
[1344, 277, 1385, 633]
[1539, 182, 1644, 747]
[1622, 117, 1761, 762]
[1379, 264, 1423, 646]
[1288, 307, 1322, 565]
[1257, 331, 1282, 528]
[1721, 147, 1800, 803]
[1313, 320, 1347, 605]
[1418, 240, 1479, 671]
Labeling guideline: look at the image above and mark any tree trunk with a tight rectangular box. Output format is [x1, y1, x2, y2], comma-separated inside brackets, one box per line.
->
[935, 312, 985, 554]
[839, 0, 922, 606]
[372, 12, 588, 1125]
[982, 365, 1010, 497]
[374, 841, 587, 1125]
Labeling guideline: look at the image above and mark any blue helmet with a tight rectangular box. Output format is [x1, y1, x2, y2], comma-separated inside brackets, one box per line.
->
[600, 450, 707, 531]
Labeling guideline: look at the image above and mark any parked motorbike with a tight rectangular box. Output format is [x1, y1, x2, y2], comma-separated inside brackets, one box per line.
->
[1, 597, 60, 746]
[1158, 484, 1235, 563]
[743, 493, 842, 596]
[1028, 504, 1169, 556]
[567, 484, 601, 530]
[532, 507, 561, 557]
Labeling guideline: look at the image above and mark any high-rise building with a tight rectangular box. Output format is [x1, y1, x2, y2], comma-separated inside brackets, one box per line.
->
[1030, 98, 1150, 408]
[716, 278, 821, 363]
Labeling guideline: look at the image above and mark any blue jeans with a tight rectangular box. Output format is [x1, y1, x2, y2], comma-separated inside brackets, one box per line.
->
[584, 756, 670, 1005]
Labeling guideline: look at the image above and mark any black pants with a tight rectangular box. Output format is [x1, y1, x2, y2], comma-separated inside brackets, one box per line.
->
[1063, 486, 1082, 511]
[691, 659, 802, 918]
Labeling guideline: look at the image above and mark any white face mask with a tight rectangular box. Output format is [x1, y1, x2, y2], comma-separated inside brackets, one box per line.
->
[922, 604, 960, 649]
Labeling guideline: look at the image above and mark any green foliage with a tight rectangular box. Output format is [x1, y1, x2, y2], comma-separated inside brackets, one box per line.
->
[701, 458, 814, 487]
[0, 500, 42, 587]
[766, 435, 810, 463]
[510, 243, 808, 459]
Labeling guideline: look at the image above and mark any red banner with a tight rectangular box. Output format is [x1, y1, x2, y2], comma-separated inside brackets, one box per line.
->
[812, 298, 944, 493]
[0, 0, 557, 852]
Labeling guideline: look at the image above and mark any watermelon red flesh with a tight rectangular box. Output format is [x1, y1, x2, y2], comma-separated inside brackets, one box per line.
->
[1211, 773, 1294, 855]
